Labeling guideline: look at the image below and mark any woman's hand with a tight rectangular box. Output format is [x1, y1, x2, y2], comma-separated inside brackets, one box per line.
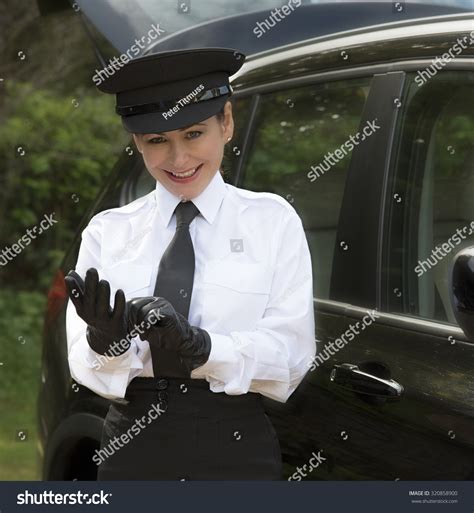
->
[65, 268, 131, 356]
[128, 296, 212, 373]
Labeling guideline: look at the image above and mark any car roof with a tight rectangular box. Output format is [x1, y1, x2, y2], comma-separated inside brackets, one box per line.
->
[148, 2, 473, 57]
[229, 13, 474, 92]
[65, 1, 472, 57]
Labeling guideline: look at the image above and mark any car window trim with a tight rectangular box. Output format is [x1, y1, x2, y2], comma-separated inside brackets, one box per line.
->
[232, 58, 473, 98]
[238, 16, 474, 78]
[327, 71, 406, 309]
[314, 298, 472, 344]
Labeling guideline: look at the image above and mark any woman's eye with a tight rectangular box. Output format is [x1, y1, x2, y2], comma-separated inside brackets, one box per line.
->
[186, 131, 202, 139]
[146, 131, 202, 144]
[147, 137, 165, 144]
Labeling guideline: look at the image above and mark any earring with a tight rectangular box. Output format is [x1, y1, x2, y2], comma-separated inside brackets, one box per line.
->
[227, 137, 231, 142]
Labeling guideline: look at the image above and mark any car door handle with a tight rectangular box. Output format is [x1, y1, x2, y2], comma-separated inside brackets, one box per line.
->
[330, 363, 404, 399]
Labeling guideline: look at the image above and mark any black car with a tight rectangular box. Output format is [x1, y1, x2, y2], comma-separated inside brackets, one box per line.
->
[38, 1, 474, 480]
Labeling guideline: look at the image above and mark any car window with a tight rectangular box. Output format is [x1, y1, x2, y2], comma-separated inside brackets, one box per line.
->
[239, 78, 371, 299]
[386, 70, 474, 324]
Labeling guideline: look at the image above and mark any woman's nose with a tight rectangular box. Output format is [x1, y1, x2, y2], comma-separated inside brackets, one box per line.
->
[167, 143, 189, 170]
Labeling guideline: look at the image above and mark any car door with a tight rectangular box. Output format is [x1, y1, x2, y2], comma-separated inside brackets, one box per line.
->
[237, 41, 474, 480]
[313, 69, 474, 478]
[366, 67, 473, 479]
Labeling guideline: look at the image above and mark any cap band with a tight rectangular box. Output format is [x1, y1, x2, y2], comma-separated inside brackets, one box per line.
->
[116, 84, 232, 117]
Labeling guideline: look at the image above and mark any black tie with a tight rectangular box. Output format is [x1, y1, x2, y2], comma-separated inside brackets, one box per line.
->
[151, 200, 200, 377]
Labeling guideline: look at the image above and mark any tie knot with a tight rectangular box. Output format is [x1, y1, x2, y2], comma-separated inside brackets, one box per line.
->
[175, 201, 200, 228]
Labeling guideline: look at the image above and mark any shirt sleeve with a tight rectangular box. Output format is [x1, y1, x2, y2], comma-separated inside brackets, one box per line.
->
[66, 216, 145, 400]
[191, 208, 316, 403]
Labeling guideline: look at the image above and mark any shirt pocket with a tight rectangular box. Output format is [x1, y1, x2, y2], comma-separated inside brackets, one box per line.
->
[100, 263, 154, 299]
[201, 259, 272, 331]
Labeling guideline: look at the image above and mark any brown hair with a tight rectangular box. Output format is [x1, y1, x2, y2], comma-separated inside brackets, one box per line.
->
[217, 99, 232, 178]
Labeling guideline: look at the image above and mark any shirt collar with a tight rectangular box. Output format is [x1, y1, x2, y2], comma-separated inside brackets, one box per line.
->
[154, 169, 227, 228]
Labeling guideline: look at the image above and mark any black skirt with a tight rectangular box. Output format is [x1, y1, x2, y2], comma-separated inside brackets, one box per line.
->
[96, 376, 282, 480]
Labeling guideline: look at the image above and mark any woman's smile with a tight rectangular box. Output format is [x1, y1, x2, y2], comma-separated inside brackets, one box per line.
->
[163, 163, 204, 183]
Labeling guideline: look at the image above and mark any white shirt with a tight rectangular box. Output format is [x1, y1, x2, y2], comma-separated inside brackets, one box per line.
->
[66, 169, 316, 403]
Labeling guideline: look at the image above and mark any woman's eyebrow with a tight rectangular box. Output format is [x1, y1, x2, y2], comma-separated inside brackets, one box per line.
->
[154, 122, 207, 136]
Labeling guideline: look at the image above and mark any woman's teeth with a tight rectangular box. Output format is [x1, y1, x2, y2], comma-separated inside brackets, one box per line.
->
[170, 167, 197, 178]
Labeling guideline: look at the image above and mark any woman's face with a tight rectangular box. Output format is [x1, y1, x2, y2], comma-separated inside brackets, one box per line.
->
[133, 101, 234, 201]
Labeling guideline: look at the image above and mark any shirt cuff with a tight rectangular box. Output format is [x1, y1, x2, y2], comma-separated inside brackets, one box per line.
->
[190, 332, 238, 380]
[68, 335, 144, 399]
[190, 330, 291, 401]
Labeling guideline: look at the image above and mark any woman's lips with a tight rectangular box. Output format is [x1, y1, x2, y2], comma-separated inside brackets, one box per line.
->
[164, 163, 203, 183]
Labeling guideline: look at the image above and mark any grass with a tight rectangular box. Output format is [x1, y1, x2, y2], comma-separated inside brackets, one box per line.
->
[0, 290, 45, 480]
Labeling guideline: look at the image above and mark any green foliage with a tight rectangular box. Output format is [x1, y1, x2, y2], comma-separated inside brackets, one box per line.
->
[0, 80, 129, 291]
[435, 113, 473, 179]
[0, 289, 44, 400]
[0, 289, 46, 480]
[0, 80, 129, 478]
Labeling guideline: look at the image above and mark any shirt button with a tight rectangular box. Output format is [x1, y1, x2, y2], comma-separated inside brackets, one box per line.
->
[157, 378, 168, 390]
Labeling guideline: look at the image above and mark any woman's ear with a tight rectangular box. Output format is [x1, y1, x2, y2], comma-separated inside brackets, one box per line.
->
[132, 133, 143, 154]
[222, 101, 234, 142]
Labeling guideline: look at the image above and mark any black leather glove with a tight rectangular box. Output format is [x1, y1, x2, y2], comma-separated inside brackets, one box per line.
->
[65, 268, 131, 356]
[128, 296, 212, 374]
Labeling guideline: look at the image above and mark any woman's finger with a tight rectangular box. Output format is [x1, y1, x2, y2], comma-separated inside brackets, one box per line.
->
[128, 297, 156, 330]
[96, 279, 111, 319]
[140, 297, 171, 327]
[83, 268, 99, 321]
[64, 272, 85, 316]
[112, 289, 126, 321]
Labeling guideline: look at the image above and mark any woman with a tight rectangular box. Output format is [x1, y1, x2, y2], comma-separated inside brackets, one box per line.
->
[65, 47, 316, 480]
